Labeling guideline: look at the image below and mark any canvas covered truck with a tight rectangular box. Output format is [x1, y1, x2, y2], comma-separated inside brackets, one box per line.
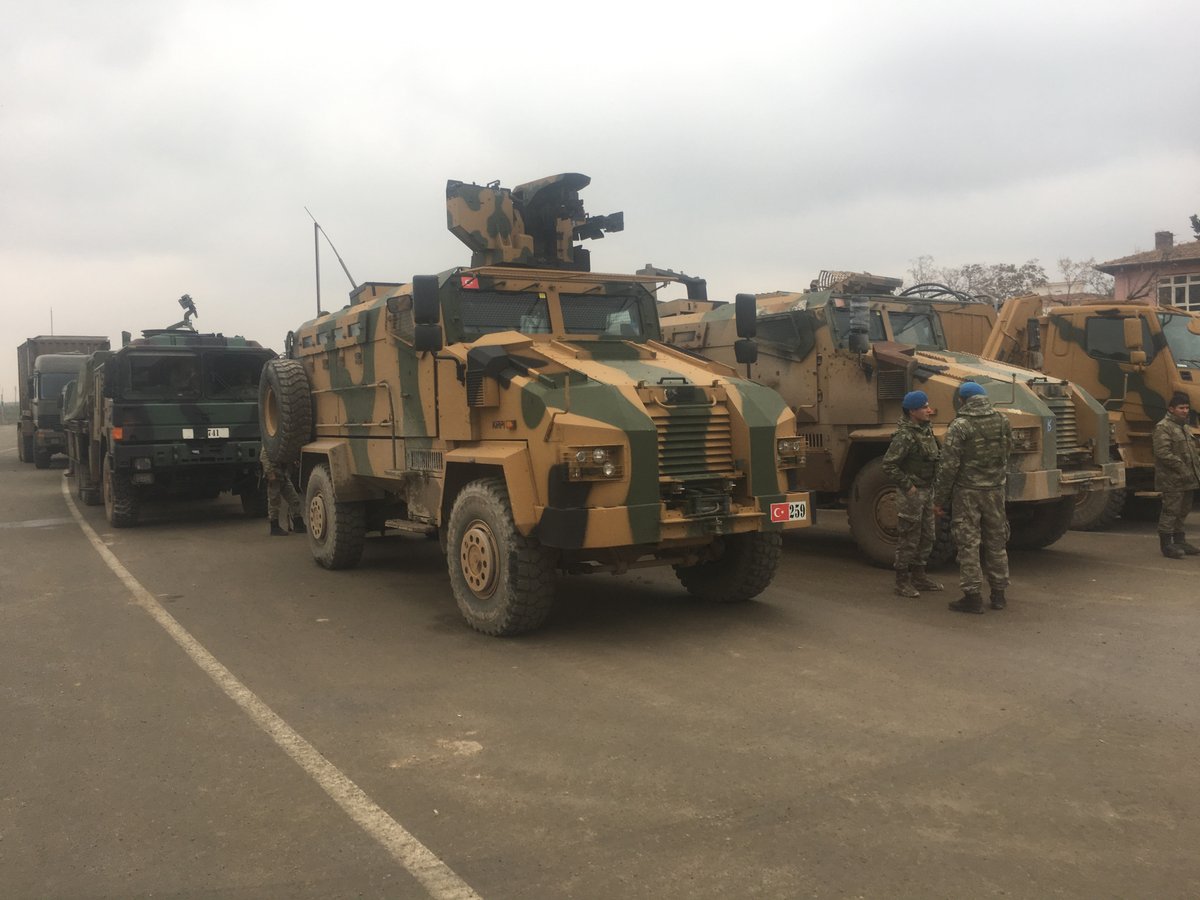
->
[261, 173, 811, 636]
[16, 335, 110, 467]
[62, 298, 275, 526]
[958, 295, 1200, 529]
[660, 271, 1123, 568]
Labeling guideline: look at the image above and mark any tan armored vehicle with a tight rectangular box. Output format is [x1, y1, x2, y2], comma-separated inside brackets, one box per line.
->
[261, 174, 811, 635]
[660, 272, 1123, 567]
[952, 295, 1200, 529]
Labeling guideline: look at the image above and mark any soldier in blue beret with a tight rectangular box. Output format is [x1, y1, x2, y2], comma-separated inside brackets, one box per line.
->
[882, 390, 943, 597]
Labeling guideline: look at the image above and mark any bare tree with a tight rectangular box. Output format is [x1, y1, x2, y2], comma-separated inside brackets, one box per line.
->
[1057, 257, 1114, 296]
[906, 257, 1048, 303]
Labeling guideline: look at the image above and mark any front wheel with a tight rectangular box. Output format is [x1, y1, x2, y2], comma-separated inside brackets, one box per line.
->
[305, 463, 366, 569]
[34, 447, 51, 469]
[674, 531, 782, 602]
[102, 452, 139, 527]
[19, 429, 34, 464]
[1071, 488, 1126, 531]
[446, 478, 555, 636]
[1007, 497, 1074, 550]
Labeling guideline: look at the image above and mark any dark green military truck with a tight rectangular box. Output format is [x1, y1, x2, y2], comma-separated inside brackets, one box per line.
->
[63, 299, 275, 526]
[16, 335, 111, 467]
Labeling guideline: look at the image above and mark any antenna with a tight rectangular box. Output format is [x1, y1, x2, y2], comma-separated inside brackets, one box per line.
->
[305, 208, 358, 317]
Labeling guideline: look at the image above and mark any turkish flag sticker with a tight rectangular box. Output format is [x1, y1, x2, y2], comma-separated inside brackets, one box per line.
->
[769, 503, 790, 522]
[461, 275, 479, 290]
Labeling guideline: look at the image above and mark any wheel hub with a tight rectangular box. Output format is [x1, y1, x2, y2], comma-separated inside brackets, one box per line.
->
[460, 519, 499, 599]
[875, 489, 900, 539]
[309, 493, 327, 541]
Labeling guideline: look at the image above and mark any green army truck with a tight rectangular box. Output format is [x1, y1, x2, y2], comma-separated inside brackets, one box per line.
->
[962, 295, 1200, 529]
[62, 297, 275, 526]
[660, 271, 1123, 567]
[17, 335, 111, 467]
[261, 173, 812, 636]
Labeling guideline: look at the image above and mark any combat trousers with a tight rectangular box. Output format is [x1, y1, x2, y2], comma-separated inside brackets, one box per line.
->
[894, 486, 936, 571]
[1158, 489, 1195, 535]
[950, 487, 1009, 594]
[268, 473, 302, 528]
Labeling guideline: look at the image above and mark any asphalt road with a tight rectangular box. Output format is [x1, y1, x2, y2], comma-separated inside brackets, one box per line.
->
[3, 432, 1199, 899]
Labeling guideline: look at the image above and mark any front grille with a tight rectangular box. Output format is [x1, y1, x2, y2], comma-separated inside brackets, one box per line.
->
[406, 449, 444, 472]
[1041, 394, 1080, 456]
[648, 403, 736, 482]
[876, 370, 907, 400]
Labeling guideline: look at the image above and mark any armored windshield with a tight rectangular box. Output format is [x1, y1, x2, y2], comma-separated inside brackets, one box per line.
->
[122, 351, 270, 400]
[561, 293, 645, 339]
[1158, 312, 1200, 369]
[888, 310, 944, 349]
[205, 351, 273, 399]
[458, 291, 551, 339]
[38, 371, 77, 399]
[756, 312, 816, 360]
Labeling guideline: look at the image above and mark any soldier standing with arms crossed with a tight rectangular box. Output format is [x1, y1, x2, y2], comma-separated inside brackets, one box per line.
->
[882, 390, 944, 598]
[934, 381, 1013, 614]
[1153, 391, 1200, 559]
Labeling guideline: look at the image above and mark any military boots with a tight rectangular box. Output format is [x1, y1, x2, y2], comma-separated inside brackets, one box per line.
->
[1160, 532, 1186, 559]
[990, 589, 1007, 610]
[911, 567, 943, 591]
[948, 591, 984, 614]
[1173, 533, 1200, 555]
[894, 569, 920, 598]
[270, 521, 287, 537]
[292, 516, 306, 534]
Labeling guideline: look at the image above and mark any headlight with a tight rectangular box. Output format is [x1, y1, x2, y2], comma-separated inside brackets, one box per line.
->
[1011, 426, 1040, 453]
[133, 457, 153, 470]
[565, 446, 623, 481]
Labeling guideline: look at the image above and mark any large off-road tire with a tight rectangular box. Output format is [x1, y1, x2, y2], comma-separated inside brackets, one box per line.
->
[446, 478, 556, 636]
[674, 531, 782, 602]
[1071, 488, 1126, 532]
[78, 462, 102, 506]
[102, 452, 139, 527]
[848, 458, 954, 569]
[260, 359, 312, 466]
[1007, 497, 1074, 551]
[34, 448, 52, 469]
[20, 429, 35, 464]
[305, 462, 366, 570]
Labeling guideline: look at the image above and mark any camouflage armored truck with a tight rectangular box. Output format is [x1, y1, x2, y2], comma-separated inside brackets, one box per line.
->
[62, 297, 275, 526]
[16, 335, 111, 467]
[261, 173, 812, 636]
[660, 271, 1123, 567]
[956, 295, 1200, 530]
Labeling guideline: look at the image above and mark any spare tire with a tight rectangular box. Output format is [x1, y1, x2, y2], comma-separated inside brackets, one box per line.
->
[259, 358, 313, 465]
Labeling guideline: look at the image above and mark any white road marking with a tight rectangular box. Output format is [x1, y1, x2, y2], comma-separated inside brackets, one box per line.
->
[0, 517, 74, 529]
[0, 446, 18, 454]
[60, 478, 482, 900]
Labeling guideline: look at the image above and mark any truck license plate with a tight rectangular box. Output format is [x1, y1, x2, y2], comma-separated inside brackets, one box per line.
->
[181, 427, 230, 439]
[769, 500, 808, 523]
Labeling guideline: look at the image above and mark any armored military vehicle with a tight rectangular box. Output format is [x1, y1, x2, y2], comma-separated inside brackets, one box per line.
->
[16, 335, 110, 467]
[960, 295, 1200, 529]
[262, 173, 811, 635]
[660, 271, 1123, 567]
[62, 297, 275, 526]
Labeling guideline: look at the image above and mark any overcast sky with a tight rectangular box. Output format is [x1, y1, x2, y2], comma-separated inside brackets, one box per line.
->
[4, 0, 1199, 397]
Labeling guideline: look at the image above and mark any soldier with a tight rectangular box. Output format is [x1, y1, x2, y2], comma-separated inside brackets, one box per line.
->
[882, 390, 943, 598]
[934, 381, 1013, 614]
[1152, 392, 1200, 559]
[260, 444, 304, 537]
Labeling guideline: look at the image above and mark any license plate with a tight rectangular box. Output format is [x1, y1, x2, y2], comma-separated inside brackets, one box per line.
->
[769, 500, 808, 523]
[181, 427, 230, 439]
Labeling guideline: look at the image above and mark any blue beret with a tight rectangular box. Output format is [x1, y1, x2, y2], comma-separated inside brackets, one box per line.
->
[902, 391, 929, 410]
[959, 382, 986, 399]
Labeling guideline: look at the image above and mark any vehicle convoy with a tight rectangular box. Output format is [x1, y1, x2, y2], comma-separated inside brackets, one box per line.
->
[954, 294, 1200, 530]
[62, 296, 276, 526]
[260, 173, 812, 635]
[16, 335, 110, 467]
[659, 271, 1124, 567]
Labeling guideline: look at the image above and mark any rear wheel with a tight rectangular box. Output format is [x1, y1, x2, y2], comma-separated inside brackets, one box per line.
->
[1007, 497, 1074, 550]
[102, 452, 139, 527]
[447, 478, 555, 636]
[1071, 488, 1126, 531]
[34, 447, 51, 469]
[674, 531, 782, 602]
[20, 429, 35, 464]
[306, 462, 365, 569]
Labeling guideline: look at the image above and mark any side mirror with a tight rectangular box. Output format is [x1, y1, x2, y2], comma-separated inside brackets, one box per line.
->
[1026, 318, 1041, 352]
[412, 274, 440, 326]
[735, 293, 757, 339]
[1122, 316, 1143, 352]
[734, 338, 758, 365]
[1128, 350, 1147, 366]
[413, 323, 443, 353]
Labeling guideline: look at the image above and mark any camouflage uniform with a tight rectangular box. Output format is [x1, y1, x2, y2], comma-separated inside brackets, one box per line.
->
[881, 415, 941, 571]
[260, 445, 301, 531]
[1153, 411, 1200, 535]
[934, 394, 1013, 597]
